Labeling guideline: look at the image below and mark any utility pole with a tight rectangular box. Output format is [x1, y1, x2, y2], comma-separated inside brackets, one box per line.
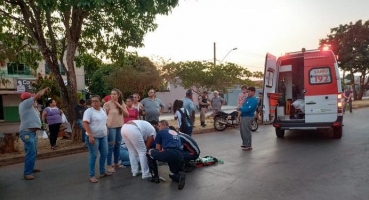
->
[214, 42, 216, 67]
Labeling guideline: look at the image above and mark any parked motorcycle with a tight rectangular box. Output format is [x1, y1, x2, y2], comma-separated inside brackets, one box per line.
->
[213, 110, 258, 131]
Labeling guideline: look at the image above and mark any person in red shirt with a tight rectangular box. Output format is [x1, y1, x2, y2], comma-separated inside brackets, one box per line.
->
[124, 96, 140, 123]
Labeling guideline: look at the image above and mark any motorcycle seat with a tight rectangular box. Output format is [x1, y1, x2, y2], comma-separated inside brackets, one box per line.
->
[215, 110, 238, 116]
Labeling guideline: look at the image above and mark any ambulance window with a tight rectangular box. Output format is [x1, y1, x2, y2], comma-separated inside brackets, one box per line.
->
[266, 68, 274, 88]
[309, 67, 332, 85]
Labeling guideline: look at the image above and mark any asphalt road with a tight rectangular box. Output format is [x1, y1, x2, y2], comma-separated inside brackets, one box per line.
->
[0, 108, 368, 200]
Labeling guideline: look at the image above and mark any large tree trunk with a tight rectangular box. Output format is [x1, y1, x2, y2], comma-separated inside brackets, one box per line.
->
[65, 42, 78, 136]
[0, 133, 19, 154]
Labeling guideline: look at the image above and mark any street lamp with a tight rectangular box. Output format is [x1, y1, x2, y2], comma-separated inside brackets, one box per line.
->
[220, 47, 238, 63]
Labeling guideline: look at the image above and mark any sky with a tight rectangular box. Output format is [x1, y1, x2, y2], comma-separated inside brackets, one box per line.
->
[130, 0, 369, 72]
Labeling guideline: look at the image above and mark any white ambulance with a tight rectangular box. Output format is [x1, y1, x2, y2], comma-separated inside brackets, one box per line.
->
[262, 48, 343, 138]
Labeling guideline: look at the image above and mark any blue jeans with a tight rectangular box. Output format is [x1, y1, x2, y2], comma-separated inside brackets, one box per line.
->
[107, 127, 122, 166]
[20, 130, 38, 175]
[76, 119, 86, 143]
[86, 135, 108, 177]
[119, 147, 131, 166]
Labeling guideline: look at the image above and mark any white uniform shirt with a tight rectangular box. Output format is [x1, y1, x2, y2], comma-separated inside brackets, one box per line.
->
[131, 120, 156, 140]
[83, 107, 108, 138]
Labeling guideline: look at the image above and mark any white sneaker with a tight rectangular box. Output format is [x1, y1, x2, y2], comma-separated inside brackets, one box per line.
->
[132, 171, 142, 177]
[142, 174, 152, 179]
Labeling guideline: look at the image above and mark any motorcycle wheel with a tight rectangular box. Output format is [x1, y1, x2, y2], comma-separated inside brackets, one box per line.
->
[251, 118, 258, 131]
[214, 116, 228, 131]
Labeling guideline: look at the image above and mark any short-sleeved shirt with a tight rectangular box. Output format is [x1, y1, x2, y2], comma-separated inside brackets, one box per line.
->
[344, 90, 353, 101]
[43, 107, 62, 125]
[131, 120, 156, 141]
[183, 97, 195, 114]
[155, 128, 182, 149]
[124, 108, 139, 123]
[103, 101, 124, 128]
[140, 98, 165, 122]
[199, 96, 209, 108]
[83, 107, 108, 138]
[19, 97, 42, 131]
[211, 96, 225, 110]
[174, 108, 190, 128]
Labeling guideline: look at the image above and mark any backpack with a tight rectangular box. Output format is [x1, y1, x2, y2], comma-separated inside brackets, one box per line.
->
[178, 109, 193, 136]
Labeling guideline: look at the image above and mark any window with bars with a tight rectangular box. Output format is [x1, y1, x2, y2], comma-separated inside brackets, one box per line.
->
[7, 63, 31, 75]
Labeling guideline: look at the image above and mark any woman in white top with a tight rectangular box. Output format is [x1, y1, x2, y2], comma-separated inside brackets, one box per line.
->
[83, 95, 111, 183]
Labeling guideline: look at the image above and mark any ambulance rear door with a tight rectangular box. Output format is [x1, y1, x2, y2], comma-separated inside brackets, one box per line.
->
[262, 53, 278, 123]
[304, 51, 338, 123]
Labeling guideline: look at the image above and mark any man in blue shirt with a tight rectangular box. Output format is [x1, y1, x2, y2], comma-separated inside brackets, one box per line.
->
[147, 120, 186, 190]
[183, 89, 195, 125]
[239, 87, 258, 151]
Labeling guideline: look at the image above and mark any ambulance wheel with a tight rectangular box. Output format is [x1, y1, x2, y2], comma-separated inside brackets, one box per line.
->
[333, 127, 342, 139]
[276, 128, 285, 138]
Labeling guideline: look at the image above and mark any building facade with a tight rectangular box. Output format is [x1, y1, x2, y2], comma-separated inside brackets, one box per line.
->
[0, 60, 85, 122]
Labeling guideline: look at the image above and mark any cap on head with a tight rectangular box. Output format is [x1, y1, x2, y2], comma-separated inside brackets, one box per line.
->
[20, 92, 34, 100]
[186, 89, 193, 95]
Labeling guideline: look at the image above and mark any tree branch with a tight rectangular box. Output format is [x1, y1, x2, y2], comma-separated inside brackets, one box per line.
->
[0, 9, 24, 24]
[59, 37, 68, 73]
[45, 10, 58, 61]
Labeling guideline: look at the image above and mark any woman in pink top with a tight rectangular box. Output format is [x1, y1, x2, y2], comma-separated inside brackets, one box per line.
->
[124, 96, 139, 123]
[103, 89, 129, 173]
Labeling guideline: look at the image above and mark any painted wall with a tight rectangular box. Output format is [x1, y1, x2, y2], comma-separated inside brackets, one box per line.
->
[1, 94, 21, 122]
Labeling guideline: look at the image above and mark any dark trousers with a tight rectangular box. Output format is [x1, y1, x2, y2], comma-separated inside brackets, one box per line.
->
[48, 123, 61, 147]
[149, 148, 184, 174]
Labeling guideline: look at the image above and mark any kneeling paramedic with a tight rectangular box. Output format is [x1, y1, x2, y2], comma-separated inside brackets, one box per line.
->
[147, 120, 186, 190]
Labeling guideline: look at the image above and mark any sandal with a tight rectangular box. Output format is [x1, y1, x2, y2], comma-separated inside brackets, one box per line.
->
[100, 172, 113, 178]
[107, 167, 116, 173]
[89, 177, 98, 183]
[114, 164, 122, 170]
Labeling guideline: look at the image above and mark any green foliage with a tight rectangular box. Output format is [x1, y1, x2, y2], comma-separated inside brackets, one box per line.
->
[1, 0, 180, 127]
[31, 73, 63, 108]
[162, 61, 263, 95]
[105, 56, 163, 98]
[75, 53, 102, 88]
[0, 32, 42, 72]
[88, 64, 115, 97]
[88, 56, 163, 98]
[319, 19, 369, 99]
